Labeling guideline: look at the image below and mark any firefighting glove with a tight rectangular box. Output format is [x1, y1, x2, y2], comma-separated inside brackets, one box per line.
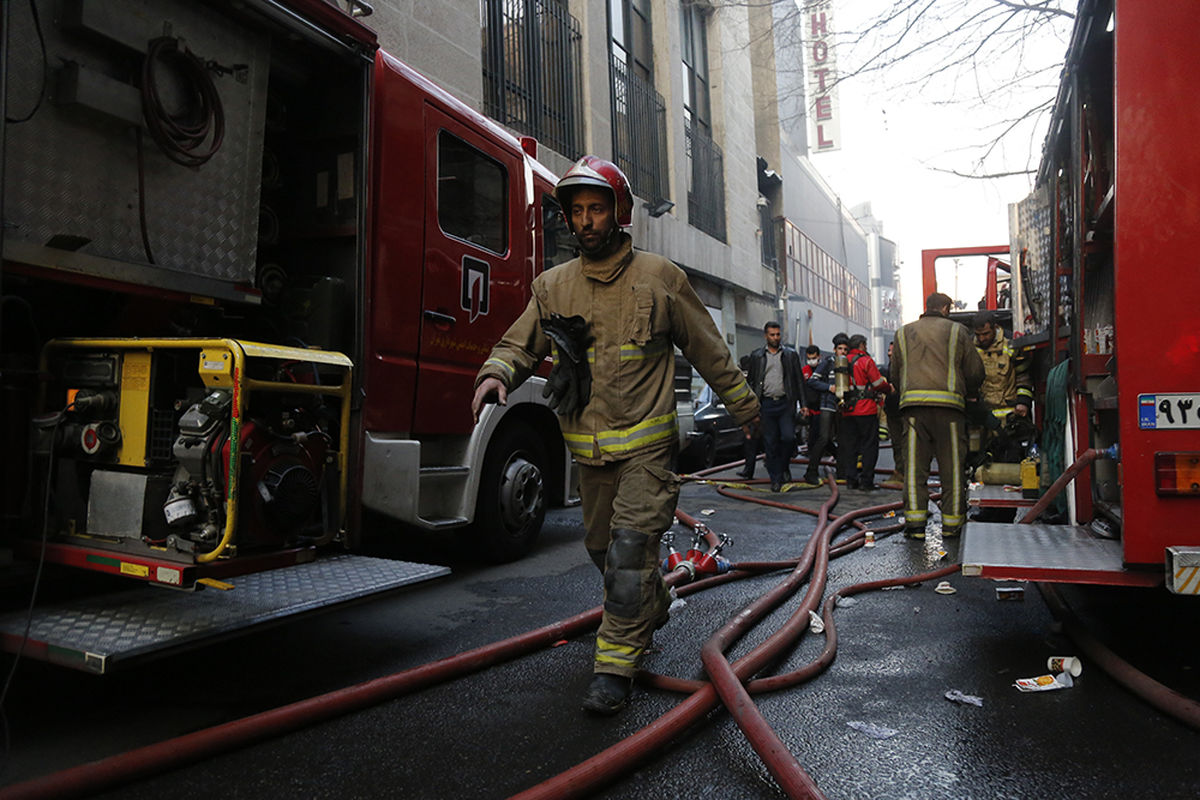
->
[964, 399, 997, 431]
[540, 313, 592, 417]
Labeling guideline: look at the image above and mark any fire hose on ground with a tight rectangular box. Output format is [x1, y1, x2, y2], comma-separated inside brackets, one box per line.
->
[5, 449, 1194, 798]
[0, 476, 910, 800]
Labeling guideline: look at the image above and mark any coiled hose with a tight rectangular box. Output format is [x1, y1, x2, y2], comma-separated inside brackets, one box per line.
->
[141, 37, 225, 167]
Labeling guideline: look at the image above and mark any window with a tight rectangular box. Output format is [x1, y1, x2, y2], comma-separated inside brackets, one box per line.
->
[680, 3, 710, 135]
[782, 221, 871, 327]
[610, 0, 652, 82]
[541, 194, 576, 271]
[481, 0, 584, 159]
[681, 3, 724, 240]
[437, 131, 508, 255]
[608, 0, 668, 203]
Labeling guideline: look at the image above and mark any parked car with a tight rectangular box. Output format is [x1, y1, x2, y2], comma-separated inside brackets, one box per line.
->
[678, 384, 747, 472]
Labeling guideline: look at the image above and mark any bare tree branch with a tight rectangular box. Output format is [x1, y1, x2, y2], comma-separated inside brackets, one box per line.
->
[723, 0, 1075, 177]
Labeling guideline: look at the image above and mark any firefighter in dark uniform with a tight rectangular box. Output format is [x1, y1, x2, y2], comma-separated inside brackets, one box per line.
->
[891, 292, 985, 538]
[472, 156, 760, 714]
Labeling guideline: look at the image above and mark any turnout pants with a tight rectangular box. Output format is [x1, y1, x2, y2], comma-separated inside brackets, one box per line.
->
[902, 406, 968, 534]
[885, 403, 905, 478]
[579, 443, 679, 678]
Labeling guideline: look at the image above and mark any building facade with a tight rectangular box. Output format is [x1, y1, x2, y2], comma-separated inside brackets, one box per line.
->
[349, 0, 897, 364]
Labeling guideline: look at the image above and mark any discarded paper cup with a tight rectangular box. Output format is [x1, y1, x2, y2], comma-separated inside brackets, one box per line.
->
[1047, 656, 1082, 677]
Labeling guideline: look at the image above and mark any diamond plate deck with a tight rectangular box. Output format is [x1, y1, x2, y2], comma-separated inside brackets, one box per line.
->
[0, 555, 449, 673]
[961, 522, 1161, 587]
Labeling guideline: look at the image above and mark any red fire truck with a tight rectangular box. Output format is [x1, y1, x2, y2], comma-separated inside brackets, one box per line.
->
[926, 0, 1200, 592]
[0, 0, 582, 670]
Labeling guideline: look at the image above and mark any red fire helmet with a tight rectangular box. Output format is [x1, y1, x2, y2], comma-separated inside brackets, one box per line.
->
[554, 155, 634, 228]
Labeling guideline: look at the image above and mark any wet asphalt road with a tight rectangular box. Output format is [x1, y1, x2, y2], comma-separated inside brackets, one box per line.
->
[1, 450, 1198, 799]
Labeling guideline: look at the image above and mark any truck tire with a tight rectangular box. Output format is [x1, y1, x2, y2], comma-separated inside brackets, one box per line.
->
[473, 421, 547, 562]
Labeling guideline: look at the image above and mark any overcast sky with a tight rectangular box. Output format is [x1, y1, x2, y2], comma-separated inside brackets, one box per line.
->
[801, 3, 1072, 322]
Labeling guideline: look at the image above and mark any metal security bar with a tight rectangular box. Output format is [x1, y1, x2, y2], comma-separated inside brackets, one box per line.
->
[685, 118, 725, 241]
[609, 52, 669, 205]
[482, 0, 583, 159]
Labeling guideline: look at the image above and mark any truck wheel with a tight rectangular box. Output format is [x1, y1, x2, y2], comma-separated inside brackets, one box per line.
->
[474, 422, 546, 562]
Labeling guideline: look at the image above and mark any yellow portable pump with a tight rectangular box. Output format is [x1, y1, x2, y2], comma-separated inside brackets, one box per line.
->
[30, 338, 352, 581]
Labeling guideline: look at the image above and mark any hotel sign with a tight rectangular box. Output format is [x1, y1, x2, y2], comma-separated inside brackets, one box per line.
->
[804, 2, 840, 153]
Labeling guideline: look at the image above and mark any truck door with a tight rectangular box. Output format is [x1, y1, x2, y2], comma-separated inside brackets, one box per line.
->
[417, 106, 527, 434]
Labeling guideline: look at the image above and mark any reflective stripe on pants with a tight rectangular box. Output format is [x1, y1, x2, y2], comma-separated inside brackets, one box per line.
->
[579, 442, 679, 677]
[903, 406, 967, 535]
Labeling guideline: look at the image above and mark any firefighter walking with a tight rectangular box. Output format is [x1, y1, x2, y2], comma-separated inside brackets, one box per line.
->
[892, 293, 985, 538]
[472, 156, 759, 714]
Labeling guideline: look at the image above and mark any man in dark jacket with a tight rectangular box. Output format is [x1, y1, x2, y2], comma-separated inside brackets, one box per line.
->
[802, 333, 847, 485]
[745, 321, 807, 492]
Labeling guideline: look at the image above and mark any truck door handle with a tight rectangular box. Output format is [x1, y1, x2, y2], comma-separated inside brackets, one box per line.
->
[423, 310, 457, 326]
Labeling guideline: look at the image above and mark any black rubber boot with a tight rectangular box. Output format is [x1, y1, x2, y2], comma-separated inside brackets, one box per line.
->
[581, 673, 633, 715]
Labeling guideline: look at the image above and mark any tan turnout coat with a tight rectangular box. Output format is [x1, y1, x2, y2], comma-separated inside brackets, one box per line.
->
[476, 234, 759, 465]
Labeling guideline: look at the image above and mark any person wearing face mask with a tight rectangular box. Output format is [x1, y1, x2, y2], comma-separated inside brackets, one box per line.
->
[802, 334, 847, 486]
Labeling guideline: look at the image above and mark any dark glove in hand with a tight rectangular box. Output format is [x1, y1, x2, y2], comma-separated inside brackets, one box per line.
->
[540, 313, 592, 417]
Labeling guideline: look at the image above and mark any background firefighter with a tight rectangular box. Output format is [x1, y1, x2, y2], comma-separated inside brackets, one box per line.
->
[973, 310, 1033, 417]
[471, 156, 760, 715]
[892, 292, 985, 539]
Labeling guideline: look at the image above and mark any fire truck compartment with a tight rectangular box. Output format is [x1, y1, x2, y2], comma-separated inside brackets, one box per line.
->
[967, 484, 1036, 508]
[0, 555, 448, 674]
[961, 522, 1161, 588]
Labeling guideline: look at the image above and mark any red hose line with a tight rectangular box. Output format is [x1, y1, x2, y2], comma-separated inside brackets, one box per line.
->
[749, 563, 961, 694]
[1021, 448, 1099, 524]
[1018, 450, 1200, 725]
[508, 485, 842, 800]
[697, 492, 839, 800]
[1037, 583, 1200, 731]
[0, 604, 610, 800]
[692, 496, 911, 797]
[3, 475, 899, 799]
[0, 549, 804, 800]
[638, 522, 904, 697]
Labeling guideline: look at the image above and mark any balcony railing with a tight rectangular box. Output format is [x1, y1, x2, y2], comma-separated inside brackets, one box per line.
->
[609, 52, 669, 205]
[482, 0, 583, 159]
[686, 118, 725, 241]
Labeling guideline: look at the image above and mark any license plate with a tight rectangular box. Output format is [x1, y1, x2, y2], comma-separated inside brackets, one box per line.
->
[1138, 393, 1200, 429]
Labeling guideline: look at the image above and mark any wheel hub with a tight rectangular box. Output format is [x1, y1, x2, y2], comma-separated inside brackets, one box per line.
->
[498, 456, 544, 531]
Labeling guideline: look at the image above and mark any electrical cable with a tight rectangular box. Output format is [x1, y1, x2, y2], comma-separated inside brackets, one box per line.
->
[4, 0, 46, 124]
[135, 129, 156, 264]
[140, 37, 225, 167]
[0, 406, 68, 778]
